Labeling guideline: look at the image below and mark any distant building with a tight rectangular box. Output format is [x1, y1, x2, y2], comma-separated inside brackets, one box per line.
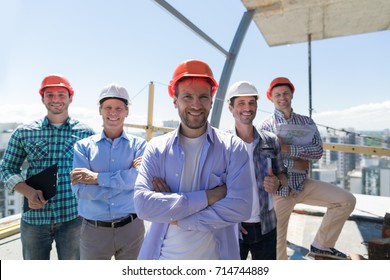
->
[379, 158, 390, 197]
[162, 120, 179, 129]
[362, 166, 380, 195]
[320, 128, 390, 197]
[383, 129, 390, 149]
[349, 169, 362, 194]
[3, 186, 23, 218]
[380, 168, 390, 196]
[355, 157, 390, 197]
[311, 168, 337, 184]
[0, 123, 24, 218]
[0, 123, 20, 150]
[321, 128, 362, 190]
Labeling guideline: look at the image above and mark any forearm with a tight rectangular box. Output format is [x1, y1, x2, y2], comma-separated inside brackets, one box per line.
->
[288, 129, 323, 160]
[97, 168, 139, 191]
[72, 183, 122, 200]
[277, 174, 288, 188]
[13, 182, 34, 198]
[178, 195, 252, 232]
[178, 173, 252, 232]
[134, 179, 208, 223]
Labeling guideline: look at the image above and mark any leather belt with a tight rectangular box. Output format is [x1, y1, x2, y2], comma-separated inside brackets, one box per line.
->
[84, 213, 137, 228]
[241, 222, 261, 227]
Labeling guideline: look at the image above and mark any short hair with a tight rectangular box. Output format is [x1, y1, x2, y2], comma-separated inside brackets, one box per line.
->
[174, 77, 214, 98]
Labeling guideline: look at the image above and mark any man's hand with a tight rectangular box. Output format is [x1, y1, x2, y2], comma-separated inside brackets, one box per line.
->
[206, 184, 227, 206]
[14, 182, 47, 209]
[26, 189, 47, 209]
[293, 158, 310, 171]
[152, 177, 176, 224]
[152, 177, 172, 193]
[240, 225, 248, 235]
[263, 168, 279, 193]
[277, 136, 290, 153]
[132, 156, 142, 169]
[70, 168, 98, 185]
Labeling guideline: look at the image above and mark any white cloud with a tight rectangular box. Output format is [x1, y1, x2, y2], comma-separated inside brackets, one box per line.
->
[0, 103, 166, 134]
[313, 100, 390, 131]
[0, 101, 389, 134]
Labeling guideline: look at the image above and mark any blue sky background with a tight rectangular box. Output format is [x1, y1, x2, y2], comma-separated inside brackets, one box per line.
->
[1, 0, 389, 133]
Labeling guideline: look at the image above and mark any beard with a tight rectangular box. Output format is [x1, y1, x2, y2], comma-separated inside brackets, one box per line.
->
[179, 109, 209, 130]
[45, 102, 69, 115]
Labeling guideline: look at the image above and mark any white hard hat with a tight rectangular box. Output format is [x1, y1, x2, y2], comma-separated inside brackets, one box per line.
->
[98, 83, 131, 105]
[227, 81, 259, 104]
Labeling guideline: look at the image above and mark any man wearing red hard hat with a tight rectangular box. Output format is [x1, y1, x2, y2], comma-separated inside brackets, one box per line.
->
[0, 74, 94, 259]
[261, 77, 356, 260]
[134, 59, 252, 260]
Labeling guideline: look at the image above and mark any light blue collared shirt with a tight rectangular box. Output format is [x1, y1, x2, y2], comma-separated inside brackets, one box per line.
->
[72, 131, 146, 221]
[134, 123, 253, 260]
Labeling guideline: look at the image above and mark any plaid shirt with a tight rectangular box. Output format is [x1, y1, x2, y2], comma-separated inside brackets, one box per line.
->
[261, 109, 323, 196]
[228, 127, 287, 234]
[0, 117, 94, 225]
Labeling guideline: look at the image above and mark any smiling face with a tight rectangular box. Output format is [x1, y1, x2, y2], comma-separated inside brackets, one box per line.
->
[270, 85, 293, 116]
[42, 86, 72, 120]
[228, 95, 258, 126]
[174, 78, 213, 138]
[99, 98, 128, 139]
[42, 87, 72, 114]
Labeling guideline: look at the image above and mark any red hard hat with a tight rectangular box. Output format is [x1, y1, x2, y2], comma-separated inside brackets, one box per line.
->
[266, 77, 295, 100]
[39, 74, 74, 96]
[168, 59, 218, 97]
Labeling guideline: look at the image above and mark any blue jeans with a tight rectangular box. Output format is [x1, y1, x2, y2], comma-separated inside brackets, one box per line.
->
[20, 216, 81, 260]
[239, 224, 277, 260]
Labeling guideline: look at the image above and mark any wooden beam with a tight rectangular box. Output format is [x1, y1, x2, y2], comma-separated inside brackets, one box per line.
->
[0, 223, 20, 240]
[323, 143, 390, 157]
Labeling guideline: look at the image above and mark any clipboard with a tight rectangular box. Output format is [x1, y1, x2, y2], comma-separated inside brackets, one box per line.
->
[276, 124, 316, 145]
[23, 164, 58, 212]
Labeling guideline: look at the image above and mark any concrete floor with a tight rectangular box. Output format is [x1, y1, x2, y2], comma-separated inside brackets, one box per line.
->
[0, 211, 382, 260]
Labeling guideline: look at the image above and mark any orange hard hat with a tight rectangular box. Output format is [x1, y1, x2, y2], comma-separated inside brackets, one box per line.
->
[266, 77, 295, 100]
[39, 74, 74, 96]
[168, 59, 218, 97]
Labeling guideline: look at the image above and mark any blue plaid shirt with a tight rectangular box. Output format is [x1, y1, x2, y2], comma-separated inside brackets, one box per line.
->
[228, 127, 286, 234]
[261, 109, 323, 196]
[0, 117, 95, 224]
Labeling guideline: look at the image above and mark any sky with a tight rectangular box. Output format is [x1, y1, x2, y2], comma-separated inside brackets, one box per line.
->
[0, 0, 389, 134]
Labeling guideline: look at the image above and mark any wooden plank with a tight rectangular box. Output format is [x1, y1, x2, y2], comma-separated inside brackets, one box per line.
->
[323, 143, 390, 157]
[383, 213, 390, 239]
[368, 238, 390, 260]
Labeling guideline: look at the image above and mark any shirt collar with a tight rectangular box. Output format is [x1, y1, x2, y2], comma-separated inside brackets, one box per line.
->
[173, 122, 214, 145]
[228, 125, 260, 146]
[97, 130, 129, 143]
[43, 116, 71, 127]
[274, 108, 294, 121]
